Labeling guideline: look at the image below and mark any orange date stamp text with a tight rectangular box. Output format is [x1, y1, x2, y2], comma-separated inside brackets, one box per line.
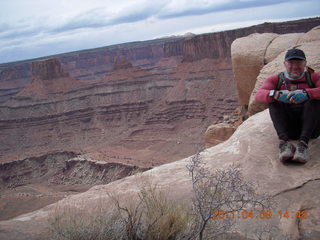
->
[211, 210, 308, 220]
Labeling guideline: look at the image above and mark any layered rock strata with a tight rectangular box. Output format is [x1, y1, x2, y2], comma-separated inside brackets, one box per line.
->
[0, 151, 148, 221]
[0, 56, 237, 166]
[1, 17, 319, 103]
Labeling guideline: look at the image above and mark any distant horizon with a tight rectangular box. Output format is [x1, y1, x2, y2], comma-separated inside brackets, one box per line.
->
[1, 0, 320, 64]
[0, 16, 319, 66]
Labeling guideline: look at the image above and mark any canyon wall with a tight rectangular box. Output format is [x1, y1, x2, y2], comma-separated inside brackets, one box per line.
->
[0, 17, 319, 166]
[1, 18, 319, 103]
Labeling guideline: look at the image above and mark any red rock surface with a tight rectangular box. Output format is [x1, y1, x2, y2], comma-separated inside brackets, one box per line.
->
[0, 55, 238, 167]
[16, 58, 86, 99]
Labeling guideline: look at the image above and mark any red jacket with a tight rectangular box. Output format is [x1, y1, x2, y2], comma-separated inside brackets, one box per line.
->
[255, 72, 320, 103]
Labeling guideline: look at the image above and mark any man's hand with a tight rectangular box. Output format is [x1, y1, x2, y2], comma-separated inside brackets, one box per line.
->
[274, 90, 290, 103]
[287, 90, 309, 104]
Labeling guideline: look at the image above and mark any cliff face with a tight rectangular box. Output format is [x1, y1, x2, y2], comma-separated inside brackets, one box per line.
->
[1, 18, 319, 93]
[164, 17, 320, 61]
[0, 56, 237, 166]
[0, 63, 31, 104]
[17, 58, 83, 98]
[0, 17, 319, 166]
[32, 58, 69, 80]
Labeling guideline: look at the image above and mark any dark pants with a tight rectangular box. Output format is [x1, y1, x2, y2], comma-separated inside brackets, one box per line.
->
[268, 99, 320, 143]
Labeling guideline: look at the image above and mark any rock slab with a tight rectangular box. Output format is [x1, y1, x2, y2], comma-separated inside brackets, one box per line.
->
[0, 109, 319, 239]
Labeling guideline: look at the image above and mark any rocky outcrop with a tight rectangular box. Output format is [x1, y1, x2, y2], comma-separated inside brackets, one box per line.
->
[0, 152, 145, 189]
[113, 56, 134, 70]
[204, 122, 235, 147]
[264, 33, 303, 63]
[14, 58, 84, 99]
[32, 58, 69, 80]
[231, 25, 320, 115]
[231, 33, 277, 106]
[0, 151, 148, 221]
[1, 109, 319, 239]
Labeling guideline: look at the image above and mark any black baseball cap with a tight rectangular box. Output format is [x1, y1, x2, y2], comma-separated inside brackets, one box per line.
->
[285, 48, 306, 61]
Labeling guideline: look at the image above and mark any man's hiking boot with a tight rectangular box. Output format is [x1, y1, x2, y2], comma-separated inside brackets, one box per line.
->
[279, 141, 295, 163]
[292, 141, 308, 164]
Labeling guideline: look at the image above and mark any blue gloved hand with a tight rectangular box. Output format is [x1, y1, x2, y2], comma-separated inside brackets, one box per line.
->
[287, 90, 309, 104]
[275, 90, 290, 103]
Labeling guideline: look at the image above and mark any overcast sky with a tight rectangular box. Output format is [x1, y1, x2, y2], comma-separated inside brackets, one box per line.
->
[0, 0, 319, 64]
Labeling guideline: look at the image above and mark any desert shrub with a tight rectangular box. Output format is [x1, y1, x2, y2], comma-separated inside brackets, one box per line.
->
[48, 202, 124, 240]
[108, 182, 193, 240]
[48, 182, 192, 240]
[49, 150, 277, 240]
[187, 150, 274, 240]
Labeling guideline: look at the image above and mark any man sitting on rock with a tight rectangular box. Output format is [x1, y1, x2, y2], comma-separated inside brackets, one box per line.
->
[255, 48, 320, 164]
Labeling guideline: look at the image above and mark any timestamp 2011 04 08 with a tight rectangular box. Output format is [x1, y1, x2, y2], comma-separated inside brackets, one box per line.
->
[211, 210, 308, 220]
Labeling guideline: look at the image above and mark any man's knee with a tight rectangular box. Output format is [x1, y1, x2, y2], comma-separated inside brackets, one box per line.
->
[304, 99, 320, 108]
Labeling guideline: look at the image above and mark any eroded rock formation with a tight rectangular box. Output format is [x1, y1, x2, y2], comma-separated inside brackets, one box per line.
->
[0, 43, 238, 166]
[15, 58, 84, 99]
[0, 151, 148, 221]
[204, 122, 236, 147]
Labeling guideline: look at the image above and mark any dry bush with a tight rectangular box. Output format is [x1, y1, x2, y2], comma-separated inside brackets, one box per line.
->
[140, 184, 193, 239]
[48, 182, 192, 240]
[108, 182, 193, 240]
[48, 150, 278, 240]
[48, 199, 123, 240]
[187, 150, 274, 240]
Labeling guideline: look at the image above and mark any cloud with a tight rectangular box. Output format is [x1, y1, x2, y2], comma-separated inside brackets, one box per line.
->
[49, 0, 302, 34]
[0, 23, 10, 32]
[0, 0, 301, 38]
[157, 0, 299, 19]
[109, 4, 160, 25]
[51, 9, 109, 33]
[50, 1, 166, 33]
[0, 0, 318, 64]
[0, 25, 44, 40]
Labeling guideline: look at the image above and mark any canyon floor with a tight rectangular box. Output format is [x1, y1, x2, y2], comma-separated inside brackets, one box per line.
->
[0, 120, 209, 221]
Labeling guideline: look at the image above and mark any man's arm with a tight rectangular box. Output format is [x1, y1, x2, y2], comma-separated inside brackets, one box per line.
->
[255, 75, 279, 103]
[305, 72, 320, 100]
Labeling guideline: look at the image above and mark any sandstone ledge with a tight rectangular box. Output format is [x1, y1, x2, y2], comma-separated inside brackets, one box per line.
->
[0, 109, 319, 239]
